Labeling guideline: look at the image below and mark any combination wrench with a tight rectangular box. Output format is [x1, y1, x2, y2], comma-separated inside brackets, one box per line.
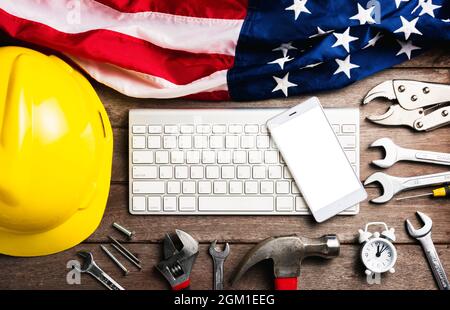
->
[209, 240, 230, 290]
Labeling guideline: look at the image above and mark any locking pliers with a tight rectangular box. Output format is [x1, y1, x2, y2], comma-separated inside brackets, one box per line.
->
[363, 80, 450, 131]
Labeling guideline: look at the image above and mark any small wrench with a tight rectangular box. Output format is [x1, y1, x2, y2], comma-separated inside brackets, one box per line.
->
[405, 212, 449, 290]
[370, 137, 450, 168]
[76, 251, 124, 290]
[364, 171, 450, 203]
[209, 240, 230, 290]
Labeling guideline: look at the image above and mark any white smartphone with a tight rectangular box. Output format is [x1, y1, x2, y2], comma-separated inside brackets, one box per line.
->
[266, 97, 367, 222]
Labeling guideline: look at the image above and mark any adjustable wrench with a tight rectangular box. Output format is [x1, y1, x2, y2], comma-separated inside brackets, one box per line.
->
[370, 138, 450, 168]
[76, 251, 124, 290]
[209, 240, 230, 290]
[405, 212, 449, 290]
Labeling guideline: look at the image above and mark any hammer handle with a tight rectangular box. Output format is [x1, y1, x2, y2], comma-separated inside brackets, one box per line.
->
[274, 277, 298, 290]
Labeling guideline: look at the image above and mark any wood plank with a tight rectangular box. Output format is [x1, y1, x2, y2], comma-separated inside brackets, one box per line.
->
[0, 244, 446, 290]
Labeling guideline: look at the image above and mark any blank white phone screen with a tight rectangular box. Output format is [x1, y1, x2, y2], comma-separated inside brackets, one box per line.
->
[270, 106, 360, 211]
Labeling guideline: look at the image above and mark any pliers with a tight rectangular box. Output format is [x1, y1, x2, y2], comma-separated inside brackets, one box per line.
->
[363, 80, 450, 131]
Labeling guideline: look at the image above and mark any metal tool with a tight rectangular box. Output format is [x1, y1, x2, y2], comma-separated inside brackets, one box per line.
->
[156, 230, 199, 290]
[364, 171, 450, 203]
[110, 243, 142, 270]
[396, 186, 450, 201]
[209, 240, 230, 290]
[108, 236, 141, 264]
[363, 80, 450, 131]
[370, 137, 450, 168]
[232, 234, 340, 290]
[405, 212, 449, 290]
[76, 251, 124, 290]
[100, 245, 129, 275]
[112, 222, 135, 239]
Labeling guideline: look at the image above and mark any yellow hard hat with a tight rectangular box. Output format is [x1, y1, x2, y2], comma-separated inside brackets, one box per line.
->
[0, 47, 113, 257]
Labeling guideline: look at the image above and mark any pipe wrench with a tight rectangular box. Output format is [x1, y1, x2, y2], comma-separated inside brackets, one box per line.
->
[363, 80, 450, 131]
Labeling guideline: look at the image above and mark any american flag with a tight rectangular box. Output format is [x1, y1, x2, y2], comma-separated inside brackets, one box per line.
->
[1, 0, 448, 101]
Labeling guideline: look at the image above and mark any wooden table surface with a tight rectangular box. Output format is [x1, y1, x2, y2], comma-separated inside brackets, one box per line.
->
[0, 47, 449, 290]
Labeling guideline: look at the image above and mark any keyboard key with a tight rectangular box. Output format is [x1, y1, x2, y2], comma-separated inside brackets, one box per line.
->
[276, 197, 294, 211]
[245, 124, 259, 133]
[194, 136, 208, 148]
[233, 151, 247, 164]
[264, 151, 278, 164]
[180, 125, 194, 134]
[133, 166, 157, 179]
[206, 166, 220, 179]
[229, 181, 243, 194]
[225, 136, 239, 149]
[213, 181, 227, 194]
[147, 136, 161, 149]
[132, 151, 153, 164]
[249, 151, 262, 164]
[171, 151, 184, 164]
[217, 151, 231, 164]
[182, 181, 196, 194]
[261, 181, 274, 194]
[256, 136, 270, 149]
[164, 125, 178, 134]
[228, 124, 243, 133]
[245, 181, 258, 194]
[332, 124, 340, 133]
[155, 151, 169, 164]
[276, 181, 290, 194]
[133, 181, 165, 194]
[179, 197, 196, 211]
[284, 167, 293, 179]
[212, 124, 227, 134]
[132, 136, 146, 149]
[132, 196, 146, 211]
[345, 150, 356, 163]
[342, 124, 356, 133]
[148, 125, 162, 134]
[199, 197, 273, 212]
[175, 166, 188, 179]
[292, 182, 300, 194]
[132, 125, 146, 134]
[197, 125, 211, 134]
[178, 136, 192, 149]
[253, 166, 266, 179]
[163, 197, 177, 211]
[160, 166, 173, 179]
[163, 136, 177, 149]
[338, 135, 356, 149]
[295, 197, 308, 211]
[190, 166, 204, 179]
[241, 136, 255, 149]
[210, 136, 224, 149]
[167, 181, 181, 194]
[221, 166, 235, 179]
[268, 166, 282, 179]
[186, 151, 200, 164]
[198, 181, 212, 194]
[260, 125, 268, 133]
[237, 166, 251, 179]
[148, 197, 161, 211]
[202, 151, 215, 164]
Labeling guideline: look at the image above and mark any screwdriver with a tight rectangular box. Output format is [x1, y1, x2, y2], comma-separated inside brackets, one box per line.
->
[396, 186, 450, 201]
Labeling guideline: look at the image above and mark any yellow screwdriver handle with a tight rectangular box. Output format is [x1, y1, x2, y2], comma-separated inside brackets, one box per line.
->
[432, 186, 450, 197]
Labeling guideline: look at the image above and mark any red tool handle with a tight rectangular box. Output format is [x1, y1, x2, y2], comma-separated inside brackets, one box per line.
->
[172, 279, 190, 290]
[274, 277, 298, 290]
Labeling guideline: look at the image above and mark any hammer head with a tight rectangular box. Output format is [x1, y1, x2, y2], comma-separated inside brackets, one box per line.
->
[231, 234, 340, 286]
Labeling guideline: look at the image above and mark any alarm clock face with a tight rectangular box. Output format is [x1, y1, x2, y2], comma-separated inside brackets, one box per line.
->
[361, 238, 397, 273]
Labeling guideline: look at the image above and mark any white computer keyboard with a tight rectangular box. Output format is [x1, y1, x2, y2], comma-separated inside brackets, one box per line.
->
[129, 108, 360, 215]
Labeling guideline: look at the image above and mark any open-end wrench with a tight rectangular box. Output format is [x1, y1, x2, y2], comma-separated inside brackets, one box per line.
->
[405, 212, 449, 290]
[209, 240, 230, 290]
[364, 171, 450, 203]
[76, 251, 124, 290]
[370, 138, 450, 168]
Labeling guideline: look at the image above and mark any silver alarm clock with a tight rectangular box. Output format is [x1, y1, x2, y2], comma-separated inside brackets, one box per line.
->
[358, 222, 397, 276]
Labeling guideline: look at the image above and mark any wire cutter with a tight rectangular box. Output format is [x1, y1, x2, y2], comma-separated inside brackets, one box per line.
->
[363, 80, 450, 131]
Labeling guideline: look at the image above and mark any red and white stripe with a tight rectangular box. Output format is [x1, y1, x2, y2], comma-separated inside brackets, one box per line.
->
[0, 0, 248, 99]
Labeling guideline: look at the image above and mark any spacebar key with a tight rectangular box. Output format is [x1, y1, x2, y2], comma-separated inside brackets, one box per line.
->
[199, 197, 274, 212]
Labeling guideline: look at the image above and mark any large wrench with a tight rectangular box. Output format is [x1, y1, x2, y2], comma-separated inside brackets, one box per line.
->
[76, 251, 124, 290]
[209, 240, 230, 290]
[405, 212, 449, 290]
[370, 138, 450, 168]
[364, 171, 450, 203]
